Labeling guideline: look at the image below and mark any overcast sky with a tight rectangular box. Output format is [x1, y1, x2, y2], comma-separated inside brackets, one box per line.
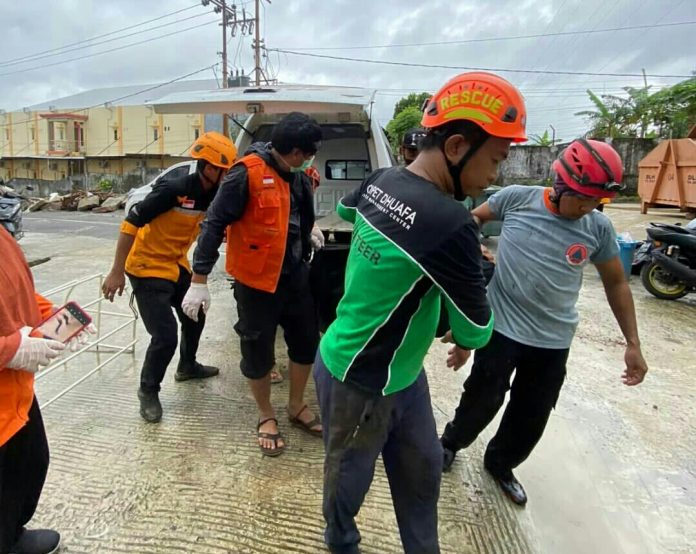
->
[1, 0, 693, 141]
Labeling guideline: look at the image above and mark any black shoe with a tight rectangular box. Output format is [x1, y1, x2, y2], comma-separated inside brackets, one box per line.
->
[137, 389, 162, 423]
[10, 528, 60, 554]
[486, 468, 528, 506]
[175, 362, 219, 382]
[443, 446, 457, 473]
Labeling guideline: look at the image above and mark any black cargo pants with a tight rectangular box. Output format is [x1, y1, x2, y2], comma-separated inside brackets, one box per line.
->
[441, 330, 568, 477]
[128, 266, 205, 393]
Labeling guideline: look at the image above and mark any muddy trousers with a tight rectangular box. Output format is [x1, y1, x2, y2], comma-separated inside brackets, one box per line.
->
[0, 398, 49, 554]
[441, 331, 568, 478]
[129, 266, 205, 393]
[314, 356, 442, 554]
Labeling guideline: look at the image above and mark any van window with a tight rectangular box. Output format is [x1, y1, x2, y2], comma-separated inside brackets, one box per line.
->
[157, 165, 190, 184]
[326, 160, 370, 180]
[167, 165, 191, 180]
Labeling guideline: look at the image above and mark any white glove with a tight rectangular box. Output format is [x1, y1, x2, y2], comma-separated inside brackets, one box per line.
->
[182, 283, 211, 322]
[66, 323, 97, 352]
[310, 226, 325, 251]
[7, 326, 66, 373]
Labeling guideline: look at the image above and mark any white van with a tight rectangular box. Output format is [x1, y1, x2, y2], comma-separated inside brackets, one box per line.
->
[133, 85, 396, 329]
[127, 85, 395, 221]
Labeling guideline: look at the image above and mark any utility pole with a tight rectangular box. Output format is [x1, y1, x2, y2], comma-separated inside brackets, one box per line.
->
[221, 0, 229, 136]
[202, 0, 269, 135]
[254, 0, 261, 86]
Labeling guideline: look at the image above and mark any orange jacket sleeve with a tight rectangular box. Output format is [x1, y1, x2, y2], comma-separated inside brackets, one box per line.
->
[35, 293, 55, 320]
[0, 332, 21, 369]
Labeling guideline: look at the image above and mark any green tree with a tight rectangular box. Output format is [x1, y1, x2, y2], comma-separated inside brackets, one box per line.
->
[385, 106, 423, 153]
[575, 77, 696, 139]
[646, 77, 696, 138]
[393, 92, 430, 119]
[530, 129, 553, 146]
[575, 89, 635, 138]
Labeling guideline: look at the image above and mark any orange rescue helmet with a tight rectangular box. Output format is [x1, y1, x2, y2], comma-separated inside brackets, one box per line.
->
[190, 131, 237, 170]
[421, 72, 527, 142]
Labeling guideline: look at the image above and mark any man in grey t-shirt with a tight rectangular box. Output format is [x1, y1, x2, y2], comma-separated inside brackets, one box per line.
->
[441, 139, 649, 506]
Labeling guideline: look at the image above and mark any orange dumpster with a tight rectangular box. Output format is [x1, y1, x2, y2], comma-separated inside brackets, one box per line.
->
[638, 125, 696, 214]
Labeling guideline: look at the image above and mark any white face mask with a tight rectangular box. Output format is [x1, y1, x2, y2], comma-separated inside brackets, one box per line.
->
[290, 155, 315, 173]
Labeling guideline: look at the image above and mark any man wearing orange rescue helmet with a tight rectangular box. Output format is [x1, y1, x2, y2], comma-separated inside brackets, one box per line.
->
[313, 72, 527, 554]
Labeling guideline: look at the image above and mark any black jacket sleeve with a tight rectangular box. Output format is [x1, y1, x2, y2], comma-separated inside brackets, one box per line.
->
[192, 165, 249, 275]
[125, 179, 180, 227]
[421, 220, 493, 349]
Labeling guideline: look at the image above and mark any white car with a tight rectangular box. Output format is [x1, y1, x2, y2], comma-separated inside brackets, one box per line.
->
[124, 160, 197, 215]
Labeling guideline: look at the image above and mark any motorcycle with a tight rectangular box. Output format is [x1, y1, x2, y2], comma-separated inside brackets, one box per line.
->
[640, 222, 696, 300]
[0, 186, 24, 240]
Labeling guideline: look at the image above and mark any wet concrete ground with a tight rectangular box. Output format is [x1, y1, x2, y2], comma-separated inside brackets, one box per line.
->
[19, 205, 696, 553]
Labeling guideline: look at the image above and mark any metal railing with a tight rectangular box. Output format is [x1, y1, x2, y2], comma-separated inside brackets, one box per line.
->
[36, 273, 138, 408]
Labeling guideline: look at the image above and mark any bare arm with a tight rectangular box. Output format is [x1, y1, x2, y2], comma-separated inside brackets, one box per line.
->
[471, 201, 496, 227]
[596, 256, 648, 385]
[102, 231, 136, 301]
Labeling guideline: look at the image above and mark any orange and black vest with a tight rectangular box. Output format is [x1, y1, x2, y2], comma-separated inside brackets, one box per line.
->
[225, 154, 291, 293]
[122, 173, 212, 282]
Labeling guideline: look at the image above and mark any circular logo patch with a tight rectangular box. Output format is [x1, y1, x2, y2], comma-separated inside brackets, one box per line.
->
[565, 243, 588, 266]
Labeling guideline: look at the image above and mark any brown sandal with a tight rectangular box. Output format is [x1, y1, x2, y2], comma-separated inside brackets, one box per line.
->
[288, 405, 322, 438]
[270, 367, 284, 384]
[257, 417, 286, 456]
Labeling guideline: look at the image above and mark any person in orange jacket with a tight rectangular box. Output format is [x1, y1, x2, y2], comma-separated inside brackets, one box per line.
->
[0, 227, 66, 554]
[182, 112, 323, 457]
[102, 132, 237, 423]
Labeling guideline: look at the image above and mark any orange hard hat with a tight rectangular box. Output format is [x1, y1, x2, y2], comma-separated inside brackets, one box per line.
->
[190, 131, 237, 169]
[421, 72, 527, 142]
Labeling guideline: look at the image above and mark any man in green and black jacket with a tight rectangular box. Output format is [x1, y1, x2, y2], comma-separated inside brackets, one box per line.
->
[313, 71, 528, 554]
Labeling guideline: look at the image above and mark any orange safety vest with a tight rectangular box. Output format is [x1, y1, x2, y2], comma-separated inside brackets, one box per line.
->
[226, 154, 290, 293]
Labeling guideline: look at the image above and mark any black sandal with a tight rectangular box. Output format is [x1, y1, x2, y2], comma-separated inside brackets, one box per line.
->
[257, 417, 286, 457]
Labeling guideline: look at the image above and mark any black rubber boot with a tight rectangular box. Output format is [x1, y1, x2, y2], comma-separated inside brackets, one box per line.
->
[137, 388, 162, 423]
[443, 446, 457, 473]
[175, 362, 220, 382]
[9, 528, 61, 554]
[485, 467, 528, 506]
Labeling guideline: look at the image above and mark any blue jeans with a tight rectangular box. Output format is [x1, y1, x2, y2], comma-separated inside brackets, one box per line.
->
[314, 355, 442, 554]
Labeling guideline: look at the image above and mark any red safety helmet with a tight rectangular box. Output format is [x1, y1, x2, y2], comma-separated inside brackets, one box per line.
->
[305, 165, 321, 191]
[553, 139, 624, 198]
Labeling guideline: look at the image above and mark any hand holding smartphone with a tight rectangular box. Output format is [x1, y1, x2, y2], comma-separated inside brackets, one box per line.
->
[33, 301, 93, 344]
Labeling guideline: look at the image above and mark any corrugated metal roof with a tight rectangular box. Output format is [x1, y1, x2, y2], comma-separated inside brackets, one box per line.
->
[23, 79, 219, 111]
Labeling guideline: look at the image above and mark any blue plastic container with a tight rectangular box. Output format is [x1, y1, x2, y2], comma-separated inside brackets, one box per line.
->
[617, 239, 638, 279]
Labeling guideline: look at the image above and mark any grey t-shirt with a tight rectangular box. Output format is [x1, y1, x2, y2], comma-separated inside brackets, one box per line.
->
[487, 185, 619, 349]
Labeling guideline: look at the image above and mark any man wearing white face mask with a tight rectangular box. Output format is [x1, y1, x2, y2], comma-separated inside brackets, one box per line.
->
[183, 112, 323, 456]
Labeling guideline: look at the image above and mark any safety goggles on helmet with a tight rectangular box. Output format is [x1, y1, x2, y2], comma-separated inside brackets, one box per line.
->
[557, 138, 625, 193]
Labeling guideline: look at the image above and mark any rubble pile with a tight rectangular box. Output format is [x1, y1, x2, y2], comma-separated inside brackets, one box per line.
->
[24, 191, 127, 213]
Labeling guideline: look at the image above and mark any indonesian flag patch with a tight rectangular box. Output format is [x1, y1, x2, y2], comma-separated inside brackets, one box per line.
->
[182, 198, 195, 209]
[262, 175, 275, 186]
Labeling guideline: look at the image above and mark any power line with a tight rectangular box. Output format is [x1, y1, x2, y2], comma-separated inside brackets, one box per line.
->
[275, 20, 696, 51]
[270, 49, 693, 79]
[0, 64, 219, 130]
[0, 3, 200, 67]
[0, 19, 218, 78]
[0, 12, 213, 69]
